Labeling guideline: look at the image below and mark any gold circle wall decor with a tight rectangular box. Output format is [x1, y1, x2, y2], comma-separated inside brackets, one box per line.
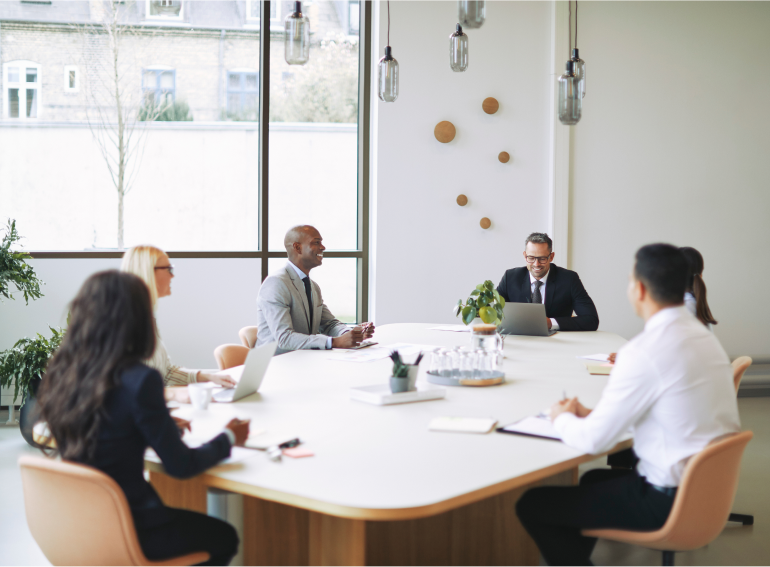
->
[480, 217, 492, 229]
[456, 194, 468, 206]
[434, 121, 456, 143]
[482, 97, 499, 114]
[498, 151, 510, 163]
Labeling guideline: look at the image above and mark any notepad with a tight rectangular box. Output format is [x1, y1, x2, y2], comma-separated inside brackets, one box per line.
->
[586, 364, 612, 376]
[429, 417, 498, 434]
[497, 416, 562, 441]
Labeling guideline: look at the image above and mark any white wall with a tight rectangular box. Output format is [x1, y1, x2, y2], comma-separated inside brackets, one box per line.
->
[569, 1, 770, 359]
[372, 1, 554, 326]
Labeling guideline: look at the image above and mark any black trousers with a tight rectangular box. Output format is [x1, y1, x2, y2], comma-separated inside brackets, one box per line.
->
[136, 507, 239, 566]
[516, 469, 675, 566]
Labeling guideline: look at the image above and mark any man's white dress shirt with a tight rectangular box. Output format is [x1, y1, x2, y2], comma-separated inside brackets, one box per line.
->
[530, 270, 559, 331]
[554, 305, 740, 487]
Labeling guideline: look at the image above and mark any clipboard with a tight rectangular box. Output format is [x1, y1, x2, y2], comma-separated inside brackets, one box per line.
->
[496, 416, 562, 442]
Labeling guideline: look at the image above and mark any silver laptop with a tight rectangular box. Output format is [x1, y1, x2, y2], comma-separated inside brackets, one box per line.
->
[499, 303, 557, 337]
[212, 342, 277, 403]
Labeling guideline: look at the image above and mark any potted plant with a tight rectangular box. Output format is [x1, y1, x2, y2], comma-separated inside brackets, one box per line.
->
[0, 219, 55, 445]
[388, 350, 422, 393]
[454, 280, 506, 326]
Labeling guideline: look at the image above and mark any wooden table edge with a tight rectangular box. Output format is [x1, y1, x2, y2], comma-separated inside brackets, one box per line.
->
[146, 439, 632, 521]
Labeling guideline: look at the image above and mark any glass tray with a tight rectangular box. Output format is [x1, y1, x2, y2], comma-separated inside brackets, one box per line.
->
[426, 371, 505, 387]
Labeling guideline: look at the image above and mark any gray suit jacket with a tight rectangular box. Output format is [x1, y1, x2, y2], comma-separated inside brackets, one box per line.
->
[256, 263, 350, 355]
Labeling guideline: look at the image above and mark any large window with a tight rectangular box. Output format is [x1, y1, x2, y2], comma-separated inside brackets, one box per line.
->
[0, 1, 370, 320]
[3, 61, 41, 119]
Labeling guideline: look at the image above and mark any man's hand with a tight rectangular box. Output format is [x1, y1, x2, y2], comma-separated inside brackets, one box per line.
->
[225, 418, 250, 446]
[361, 322, 376, 339]
[332, 327, 364, 348]
[199, 371, 237, 389]
[546, 318, 552, 330]
[172, 416, 192, 436]
[550, 397, 593, 420]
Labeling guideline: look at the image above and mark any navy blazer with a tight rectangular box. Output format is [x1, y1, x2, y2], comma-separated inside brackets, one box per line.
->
[73, 363, 231, 529]
[495, 264, 599, 331]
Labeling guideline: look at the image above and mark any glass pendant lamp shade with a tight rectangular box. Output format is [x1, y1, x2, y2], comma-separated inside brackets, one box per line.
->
[458, 0, 485, 29]
[378, 46, 399, 102]
[571, 48, 586, 98]
[449, 24, 468, 72]
[284, 1, 310, 66]
[558, 61, 581, 125]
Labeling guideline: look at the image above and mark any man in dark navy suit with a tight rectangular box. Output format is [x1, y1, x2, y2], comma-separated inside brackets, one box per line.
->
[496, 232, 599, 331]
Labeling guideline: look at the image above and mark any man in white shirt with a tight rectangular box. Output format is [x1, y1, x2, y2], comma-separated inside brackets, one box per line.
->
[256, 225, 374, 355]
[516, 243, 740, 566]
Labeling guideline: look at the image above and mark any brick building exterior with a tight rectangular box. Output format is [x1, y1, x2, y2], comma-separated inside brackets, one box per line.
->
[0, 0, 358, 122]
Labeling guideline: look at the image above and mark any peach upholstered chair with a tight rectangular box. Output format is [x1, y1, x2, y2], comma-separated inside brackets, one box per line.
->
[19, 455, 209, 566]
[238, 326, 258, 349]
[583, 430, 753, 566]
[213, 344, 249, 370]
[732, 356, 753, 393]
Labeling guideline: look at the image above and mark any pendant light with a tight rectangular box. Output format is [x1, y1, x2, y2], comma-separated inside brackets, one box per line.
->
[284, 1, 310, 66]
[558, 61, 581, 125]
[570, 1, 586, 97]
[458, 0, 485, 29]
[449, 24, 468, 72]
[377, 1, 399, 102]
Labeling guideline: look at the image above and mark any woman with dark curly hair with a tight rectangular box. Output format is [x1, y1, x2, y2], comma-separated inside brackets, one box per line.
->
[37, 270, 249, 565]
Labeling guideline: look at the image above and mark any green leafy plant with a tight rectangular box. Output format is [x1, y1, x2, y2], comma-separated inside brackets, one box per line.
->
[0, 327, 64, 404]
[139, 98, 193, 122]
[454, 280, 506, 325]
[1, 219, 44, 304]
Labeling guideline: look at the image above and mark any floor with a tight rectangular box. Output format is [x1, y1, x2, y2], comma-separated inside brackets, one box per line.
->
[1, 398, 768, 566]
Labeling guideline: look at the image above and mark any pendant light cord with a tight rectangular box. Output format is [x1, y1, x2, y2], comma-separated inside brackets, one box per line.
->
[575, 1, 578, 49]
[568, 1, 572, 55]
[387, 0, 390, 46]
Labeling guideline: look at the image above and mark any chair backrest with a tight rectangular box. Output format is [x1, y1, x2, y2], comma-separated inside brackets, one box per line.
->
[651, 430, 753, 550]
[214, 344, 249, 370]
[19, 455, 152, 565]
[732, 356, 752, 393]
[238, 326, 258, 349]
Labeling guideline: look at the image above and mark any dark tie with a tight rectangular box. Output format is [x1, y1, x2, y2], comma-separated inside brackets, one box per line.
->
[532, 280, 542, 304]
[302, 276, 313, 330]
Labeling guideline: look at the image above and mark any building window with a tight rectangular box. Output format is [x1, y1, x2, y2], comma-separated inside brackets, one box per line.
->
[64, 65, 79, 92]
[227, 70, 259, 120]
[142, 67, 176, 108]
[246, 0, 280, 23]
[348, 1, 360, 35]
[3, 61, 41, 119]
[146, 0, 183, 19]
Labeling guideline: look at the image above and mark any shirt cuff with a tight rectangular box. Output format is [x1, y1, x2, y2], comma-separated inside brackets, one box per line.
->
[553, 412, 579, 436]
[326, 337, 333, 349]
[222, 428, 236, 446]
[550, 318, 560, 331]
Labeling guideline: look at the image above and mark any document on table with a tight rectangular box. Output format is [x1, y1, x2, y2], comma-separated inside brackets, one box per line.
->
[577, 353, 610, 362]
[429, 325, 471, 333]
[497, 416, 562, 441]
[328, 343, 438, 363]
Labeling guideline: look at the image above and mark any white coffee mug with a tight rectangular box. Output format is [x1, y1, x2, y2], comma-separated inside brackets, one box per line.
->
[188, 383, 213, 410]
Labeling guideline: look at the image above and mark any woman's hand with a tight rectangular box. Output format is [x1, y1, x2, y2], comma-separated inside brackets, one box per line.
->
[225, 418, 250, 446]
[608, 353, 617, 364]
[197, 371, 237, 389]
[165, 387, 190, 404]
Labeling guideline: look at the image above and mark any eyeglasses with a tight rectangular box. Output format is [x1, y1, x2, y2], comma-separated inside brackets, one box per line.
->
[154, 265, 175, 276]
[525, 255, 552, 264]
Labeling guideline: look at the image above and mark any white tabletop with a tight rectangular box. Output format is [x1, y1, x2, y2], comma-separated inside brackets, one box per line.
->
[165, 323, 628, 518]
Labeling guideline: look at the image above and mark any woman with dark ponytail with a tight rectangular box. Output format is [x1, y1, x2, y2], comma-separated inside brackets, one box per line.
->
[37, 271, 247, 565]
[679, 247, 717, 329]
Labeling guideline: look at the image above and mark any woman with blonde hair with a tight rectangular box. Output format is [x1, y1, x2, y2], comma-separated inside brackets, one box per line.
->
[121, 245, 235, 392]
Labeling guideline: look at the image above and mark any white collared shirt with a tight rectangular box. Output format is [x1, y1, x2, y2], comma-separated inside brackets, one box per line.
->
[287, 261, 333, 349]
[530, 270, 559, 331]
[554, 306, 740, 487]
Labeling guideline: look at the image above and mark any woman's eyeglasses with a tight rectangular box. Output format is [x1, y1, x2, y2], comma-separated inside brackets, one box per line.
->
[154, 265, 175, 276]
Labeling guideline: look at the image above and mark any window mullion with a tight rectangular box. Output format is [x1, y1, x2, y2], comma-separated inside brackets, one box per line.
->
[258, 1, 271, 280]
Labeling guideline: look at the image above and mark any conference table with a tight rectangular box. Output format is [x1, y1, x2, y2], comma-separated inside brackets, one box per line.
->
[146, 323, 630, 566]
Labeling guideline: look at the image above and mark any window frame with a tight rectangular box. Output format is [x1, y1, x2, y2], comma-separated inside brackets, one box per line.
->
[3, 60, 42, 120]
[246, 0, 281, 25]
[142, 66, 176, 107]
[64, 65, 80, 93]
[145, 0, 185, 21]
[226, 69, 260, 119]
[22, 1, 372, 322]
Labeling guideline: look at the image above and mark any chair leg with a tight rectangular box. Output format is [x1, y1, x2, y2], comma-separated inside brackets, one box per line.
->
[728, 512, 754, 526]
[662, 550, 675, 566]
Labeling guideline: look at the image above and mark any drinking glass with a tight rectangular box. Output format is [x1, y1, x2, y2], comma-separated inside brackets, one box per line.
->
[439, 349, 453, 377]
[459, 352, 475, 379]
[449, 346, 462, 377]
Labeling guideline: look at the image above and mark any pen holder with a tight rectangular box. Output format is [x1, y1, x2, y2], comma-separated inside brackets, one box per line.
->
[390, 376, 410, 393]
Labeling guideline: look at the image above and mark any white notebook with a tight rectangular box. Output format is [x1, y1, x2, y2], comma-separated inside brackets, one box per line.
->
[498, 416, 562, 441]
[428, 417, 498, 434]
[350, 383, 446, 406]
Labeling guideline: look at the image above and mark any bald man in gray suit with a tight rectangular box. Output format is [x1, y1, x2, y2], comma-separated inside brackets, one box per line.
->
[256, 225, 375, 355]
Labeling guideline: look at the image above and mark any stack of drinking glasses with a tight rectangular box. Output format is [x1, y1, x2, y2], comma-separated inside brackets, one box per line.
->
[428, 345, 500, 380]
